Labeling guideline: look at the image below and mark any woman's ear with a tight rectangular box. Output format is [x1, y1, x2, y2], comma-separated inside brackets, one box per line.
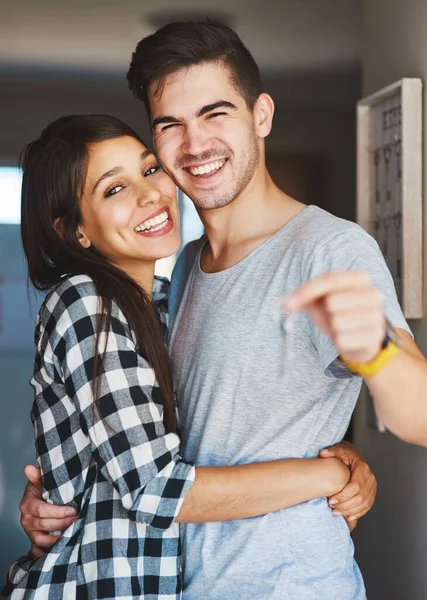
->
[76, 227, 91, 249]
[53, 217, 63, 235]
[53, 218, 91, 248]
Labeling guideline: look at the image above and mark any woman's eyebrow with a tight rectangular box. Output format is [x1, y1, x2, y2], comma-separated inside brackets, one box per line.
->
[92, 166, 124, 193]
[92, 150, 155, 193]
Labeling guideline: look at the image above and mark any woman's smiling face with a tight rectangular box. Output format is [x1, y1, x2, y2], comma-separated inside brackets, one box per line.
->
[78, 135, 180, 276]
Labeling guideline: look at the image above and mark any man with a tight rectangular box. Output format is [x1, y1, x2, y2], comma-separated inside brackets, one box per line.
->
[19, 20, 427, 600]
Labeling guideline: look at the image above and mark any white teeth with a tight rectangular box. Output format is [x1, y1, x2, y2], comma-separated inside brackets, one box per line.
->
[188, 160, 225, 176]
[135, 210, 169, 233]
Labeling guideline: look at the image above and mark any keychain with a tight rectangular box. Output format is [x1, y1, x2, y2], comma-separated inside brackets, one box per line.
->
[279, 310, 297, 380]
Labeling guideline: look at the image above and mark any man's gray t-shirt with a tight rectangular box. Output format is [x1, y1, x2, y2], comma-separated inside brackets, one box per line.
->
[169, 206, 410, 600]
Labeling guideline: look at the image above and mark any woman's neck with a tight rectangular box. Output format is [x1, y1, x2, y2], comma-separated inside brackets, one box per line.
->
[115, 259, 156, 295]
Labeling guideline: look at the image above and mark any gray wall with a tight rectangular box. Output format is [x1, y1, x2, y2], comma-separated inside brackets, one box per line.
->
[265, 68, 360, 221]
[0, 67, 360, 214]
[0, 225, 39, 575]
[0, 69, 152, 165]
[268, 104, 357, 221]
[352, 2, 427, 599]
[0, 350, 35, 569]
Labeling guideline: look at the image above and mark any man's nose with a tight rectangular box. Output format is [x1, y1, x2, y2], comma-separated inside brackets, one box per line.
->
[181, 122, 210, 157]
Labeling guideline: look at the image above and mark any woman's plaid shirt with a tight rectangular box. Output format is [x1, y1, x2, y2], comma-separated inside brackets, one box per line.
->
[3, 275, 195, 600]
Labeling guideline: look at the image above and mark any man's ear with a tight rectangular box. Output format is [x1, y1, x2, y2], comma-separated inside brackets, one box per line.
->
[254, 93, 275, 139]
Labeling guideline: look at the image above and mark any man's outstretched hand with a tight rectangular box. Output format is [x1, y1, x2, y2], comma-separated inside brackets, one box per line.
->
[20, 465, 77, 558]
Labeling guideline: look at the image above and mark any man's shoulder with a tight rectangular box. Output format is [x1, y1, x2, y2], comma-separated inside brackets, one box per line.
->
[288, 206, 380, 268]
[296, 206, 368, 247]
[287, 206, 384, 280]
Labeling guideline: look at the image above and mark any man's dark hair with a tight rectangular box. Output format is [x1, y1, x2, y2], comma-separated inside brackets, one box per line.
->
[126, 20, 262, 118]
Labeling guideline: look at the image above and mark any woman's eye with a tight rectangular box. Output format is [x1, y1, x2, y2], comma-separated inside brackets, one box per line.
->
[144, 165, 160, 177]
[104, 185, 124, 198]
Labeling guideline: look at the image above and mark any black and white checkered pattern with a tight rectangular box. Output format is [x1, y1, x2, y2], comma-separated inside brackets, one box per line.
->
[2, 275, 195, 600]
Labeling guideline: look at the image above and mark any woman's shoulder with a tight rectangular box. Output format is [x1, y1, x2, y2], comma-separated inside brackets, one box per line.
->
[45, 274, 169, 307]
[39, 274, 99, 323]
[54, 273, 97, 295]
[45, 273, 97, 304]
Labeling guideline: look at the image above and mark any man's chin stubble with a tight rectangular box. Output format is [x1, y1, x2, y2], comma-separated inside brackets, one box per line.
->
[188, 192, 237, 211]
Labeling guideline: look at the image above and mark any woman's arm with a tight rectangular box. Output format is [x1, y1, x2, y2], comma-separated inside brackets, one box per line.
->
[177, 457, 348, 523]
[20, 455, 348, 557]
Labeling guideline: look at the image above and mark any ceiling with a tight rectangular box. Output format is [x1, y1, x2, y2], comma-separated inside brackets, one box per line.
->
[0, 0, 362, 75]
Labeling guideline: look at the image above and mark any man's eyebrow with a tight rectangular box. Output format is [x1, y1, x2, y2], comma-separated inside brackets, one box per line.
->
[197, 101, 237, 117]
[152, 115, 178, 129]
[151, 101, 237, 129]
[92, 150, 154, 193]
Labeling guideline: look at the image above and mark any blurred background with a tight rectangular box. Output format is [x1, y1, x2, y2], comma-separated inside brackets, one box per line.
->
[1, 1, 427, 598]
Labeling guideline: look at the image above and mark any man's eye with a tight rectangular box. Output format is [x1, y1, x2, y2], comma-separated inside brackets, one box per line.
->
[208, 112, 226, 119]
[144, 165, 160, 177]
[104, 185, 124, 198]
[161, 123, 180, 132]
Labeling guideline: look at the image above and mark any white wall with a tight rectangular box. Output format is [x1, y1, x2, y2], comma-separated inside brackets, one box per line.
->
[353, 2, 427, 599]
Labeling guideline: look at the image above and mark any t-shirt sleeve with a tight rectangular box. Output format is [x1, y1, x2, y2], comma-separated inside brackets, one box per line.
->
[305, 226, 411, 379]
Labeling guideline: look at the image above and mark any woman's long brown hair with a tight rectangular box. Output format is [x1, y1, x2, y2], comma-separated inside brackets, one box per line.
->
[20, 114, 176, 433]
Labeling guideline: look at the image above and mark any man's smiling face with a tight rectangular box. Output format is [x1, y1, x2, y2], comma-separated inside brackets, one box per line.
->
[149, 61, 260, 210]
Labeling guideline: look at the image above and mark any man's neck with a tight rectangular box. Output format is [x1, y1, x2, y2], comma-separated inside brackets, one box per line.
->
[198, 170, 306, 273]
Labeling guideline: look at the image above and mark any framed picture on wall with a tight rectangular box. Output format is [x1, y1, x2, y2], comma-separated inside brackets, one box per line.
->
[357, 78, 423, 319]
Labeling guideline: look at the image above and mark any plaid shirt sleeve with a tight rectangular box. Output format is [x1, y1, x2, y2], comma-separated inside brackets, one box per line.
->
[37, 275, 195, 530]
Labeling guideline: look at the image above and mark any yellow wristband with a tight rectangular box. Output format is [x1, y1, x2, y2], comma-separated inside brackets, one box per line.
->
[342, 340, 400, 378]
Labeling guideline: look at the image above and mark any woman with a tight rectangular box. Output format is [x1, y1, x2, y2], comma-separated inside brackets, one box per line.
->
[3, 115, 350, 599]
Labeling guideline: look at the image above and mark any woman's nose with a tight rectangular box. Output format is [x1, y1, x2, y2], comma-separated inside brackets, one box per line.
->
[137, 183, 162, 207]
